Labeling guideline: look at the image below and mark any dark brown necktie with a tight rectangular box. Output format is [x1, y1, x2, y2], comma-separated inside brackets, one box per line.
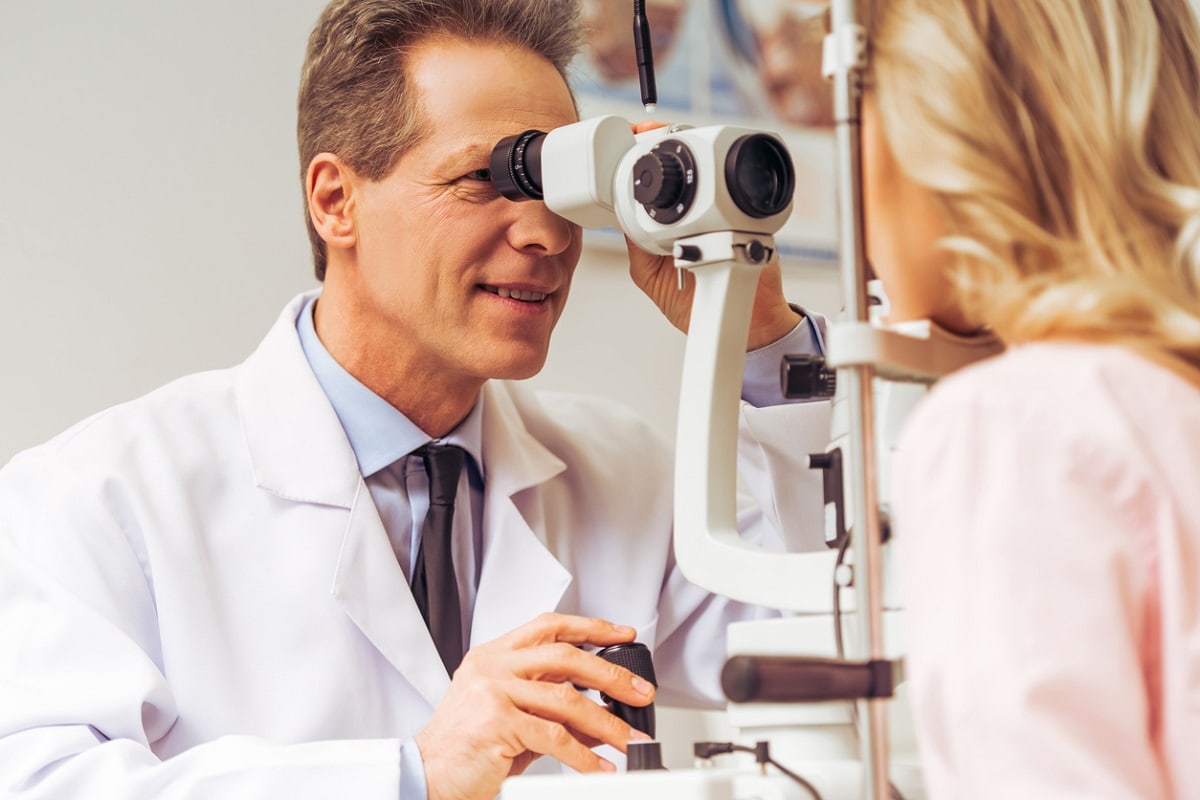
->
[411, 443, 466, 676]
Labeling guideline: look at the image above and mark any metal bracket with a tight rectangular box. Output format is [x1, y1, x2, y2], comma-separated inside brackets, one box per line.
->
[822, 24, 868, 78]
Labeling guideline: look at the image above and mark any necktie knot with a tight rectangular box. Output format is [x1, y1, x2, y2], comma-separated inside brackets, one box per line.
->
[417, 444, 466, 507]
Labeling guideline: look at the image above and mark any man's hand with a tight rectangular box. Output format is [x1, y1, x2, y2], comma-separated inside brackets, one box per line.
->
[625, 238, 802, 351]
[415, 613, 656, 800]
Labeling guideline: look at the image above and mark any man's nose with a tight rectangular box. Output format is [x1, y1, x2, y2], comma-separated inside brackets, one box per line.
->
[507, 200, 577, 256]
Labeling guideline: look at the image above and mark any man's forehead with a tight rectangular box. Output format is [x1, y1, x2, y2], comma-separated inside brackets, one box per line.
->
[407, 37, 576, 125]
[416, 116, 572, 173]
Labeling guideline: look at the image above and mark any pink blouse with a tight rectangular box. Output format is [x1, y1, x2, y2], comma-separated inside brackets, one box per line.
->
[893, 342, 1200, 799]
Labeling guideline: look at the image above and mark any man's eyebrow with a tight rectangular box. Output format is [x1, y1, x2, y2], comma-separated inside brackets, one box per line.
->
[428, 140, 494, 173]
[460, 141, 493, 161]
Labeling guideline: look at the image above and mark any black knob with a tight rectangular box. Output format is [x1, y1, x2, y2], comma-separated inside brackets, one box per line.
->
[630, 139, 696, 224]
[597, 642, 657, 738]
[627, 740, 666, 771]
[633, 152, 685, 209]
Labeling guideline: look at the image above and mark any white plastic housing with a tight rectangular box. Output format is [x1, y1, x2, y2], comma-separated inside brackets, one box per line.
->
[539, 115, 634, 230]
[535, 116, 794, 252]
[614, 125, 794, 256]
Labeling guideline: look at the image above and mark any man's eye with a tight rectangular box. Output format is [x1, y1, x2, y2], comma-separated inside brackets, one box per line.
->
[464, 168, 491, 182]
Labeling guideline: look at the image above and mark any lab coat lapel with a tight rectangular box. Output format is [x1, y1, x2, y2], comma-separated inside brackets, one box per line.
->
[470, 384, 573, 647]
[333, 481, 450, 706]
[237, 292, 449, 707]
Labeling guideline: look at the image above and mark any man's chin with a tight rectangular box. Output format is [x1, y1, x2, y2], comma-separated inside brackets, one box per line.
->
[478, 349, 549, 382]
[492, 362, 546, 382]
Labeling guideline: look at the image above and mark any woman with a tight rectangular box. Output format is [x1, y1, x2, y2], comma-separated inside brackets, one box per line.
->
[858, 0, 1200, 796]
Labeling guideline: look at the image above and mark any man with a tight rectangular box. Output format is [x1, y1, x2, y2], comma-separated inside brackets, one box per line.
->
[0, 1, 829, 799]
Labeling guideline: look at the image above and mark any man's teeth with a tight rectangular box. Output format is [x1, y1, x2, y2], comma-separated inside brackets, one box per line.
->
[486, 286, 547, 302]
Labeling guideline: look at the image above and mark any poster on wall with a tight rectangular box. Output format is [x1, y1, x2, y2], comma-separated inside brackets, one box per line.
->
[570, 0, 837, 264]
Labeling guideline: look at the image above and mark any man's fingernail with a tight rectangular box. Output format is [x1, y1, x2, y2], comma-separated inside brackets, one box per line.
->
[631, 728, 652, 741]
[612, 624, 636, 636]
[599, 759, 617, 772]
[632, 676, 654, 696]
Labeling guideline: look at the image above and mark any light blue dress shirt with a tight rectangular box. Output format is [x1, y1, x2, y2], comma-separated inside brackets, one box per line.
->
[294, 294, 822, 800]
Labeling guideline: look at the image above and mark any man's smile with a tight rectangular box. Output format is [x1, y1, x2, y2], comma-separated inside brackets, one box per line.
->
[480, 284, 550, 303]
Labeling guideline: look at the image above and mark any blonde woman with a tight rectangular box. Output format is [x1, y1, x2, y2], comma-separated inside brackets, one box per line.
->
[858, 0, 1200, 796]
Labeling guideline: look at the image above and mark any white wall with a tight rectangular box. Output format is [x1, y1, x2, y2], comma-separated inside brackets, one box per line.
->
[0, 1, 326, 460]
[0, 0, 840, 463]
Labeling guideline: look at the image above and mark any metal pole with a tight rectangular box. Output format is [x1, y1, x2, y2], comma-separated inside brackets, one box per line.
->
[828, 2, 890, 798]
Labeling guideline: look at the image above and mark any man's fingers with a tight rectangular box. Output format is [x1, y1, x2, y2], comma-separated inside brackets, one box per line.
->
[506, 679, 649, 754]
[631, 119, 668, 134]
[513, 713, 618, 775]
[502, 612, 637, 650]
[496, 640, 656, 710]
[563, 726, 604, 751]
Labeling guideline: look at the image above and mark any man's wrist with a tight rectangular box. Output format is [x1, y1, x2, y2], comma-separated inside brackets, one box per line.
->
[742, 306, 824, 407]
[746, 304, 804, 351]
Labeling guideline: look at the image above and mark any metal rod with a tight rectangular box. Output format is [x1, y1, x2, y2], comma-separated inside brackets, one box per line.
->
[829, 1, 891, 798]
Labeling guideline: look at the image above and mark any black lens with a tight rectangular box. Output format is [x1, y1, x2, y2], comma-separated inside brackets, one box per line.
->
[724, 134, 795, 219]
[489, 129, 546, 201]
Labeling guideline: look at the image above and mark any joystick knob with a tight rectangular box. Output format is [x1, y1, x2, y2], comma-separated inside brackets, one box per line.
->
[597, 642, 657, 738]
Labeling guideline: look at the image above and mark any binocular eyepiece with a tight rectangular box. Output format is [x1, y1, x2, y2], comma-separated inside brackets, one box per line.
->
[489, 127, 795, 224]
[490, 129, 548, 202]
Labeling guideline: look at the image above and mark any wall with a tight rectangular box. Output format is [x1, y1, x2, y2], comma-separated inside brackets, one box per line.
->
[0, 1, 327, 460]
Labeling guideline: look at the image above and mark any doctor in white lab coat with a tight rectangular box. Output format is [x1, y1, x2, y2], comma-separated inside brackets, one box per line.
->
[0, 1, 830, 799]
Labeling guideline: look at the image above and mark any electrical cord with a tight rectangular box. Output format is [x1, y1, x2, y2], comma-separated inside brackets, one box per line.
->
[694, 740, 824, 800]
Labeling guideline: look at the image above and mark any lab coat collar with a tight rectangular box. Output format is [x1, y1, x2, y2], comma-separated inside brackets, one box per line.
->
[477, 381, 566, 496]
[236, 290, 360, 509]
[236, 293, 568, 506]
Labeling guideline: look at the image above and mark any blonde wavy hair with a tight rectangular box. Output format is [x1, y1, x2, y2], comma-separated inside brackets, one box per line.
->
[862, 0, 1200, 369]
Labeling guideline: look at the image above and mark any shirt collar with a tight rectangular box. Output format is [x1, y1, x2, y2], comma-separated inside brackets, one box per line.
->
[296, 294, 485, 479]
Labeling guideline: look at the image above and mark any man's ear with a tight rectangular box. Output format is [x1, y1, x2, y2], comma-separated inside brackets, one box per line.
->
[306, 153, 357, 253]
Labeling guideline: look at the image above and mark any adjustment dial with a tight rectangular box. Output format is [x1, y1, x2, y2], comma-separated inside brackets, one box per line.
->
[631, 139, 696, 224]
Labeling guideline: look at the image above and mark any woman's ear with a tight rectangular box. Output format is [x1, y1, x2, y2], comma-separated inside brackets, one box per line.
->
[306, 153, 357, 253]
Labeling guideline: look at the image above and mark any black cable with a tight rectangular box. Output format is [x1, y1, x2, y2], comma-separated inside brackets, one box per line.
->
[632, 0, 657, 111]
[694, 741, 824, 800]
[696, 739, 908, 800]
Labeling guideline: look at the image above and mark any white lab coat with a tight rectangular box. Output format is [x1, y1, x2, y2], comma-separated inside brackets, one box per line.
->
[0, 293, 829, 799]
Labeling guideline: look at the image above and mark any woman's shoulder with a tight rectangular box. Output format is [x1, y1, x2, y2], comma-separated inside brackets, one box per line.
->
[904, 340, 1200, 464]
[921, 340, 1190, 415]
